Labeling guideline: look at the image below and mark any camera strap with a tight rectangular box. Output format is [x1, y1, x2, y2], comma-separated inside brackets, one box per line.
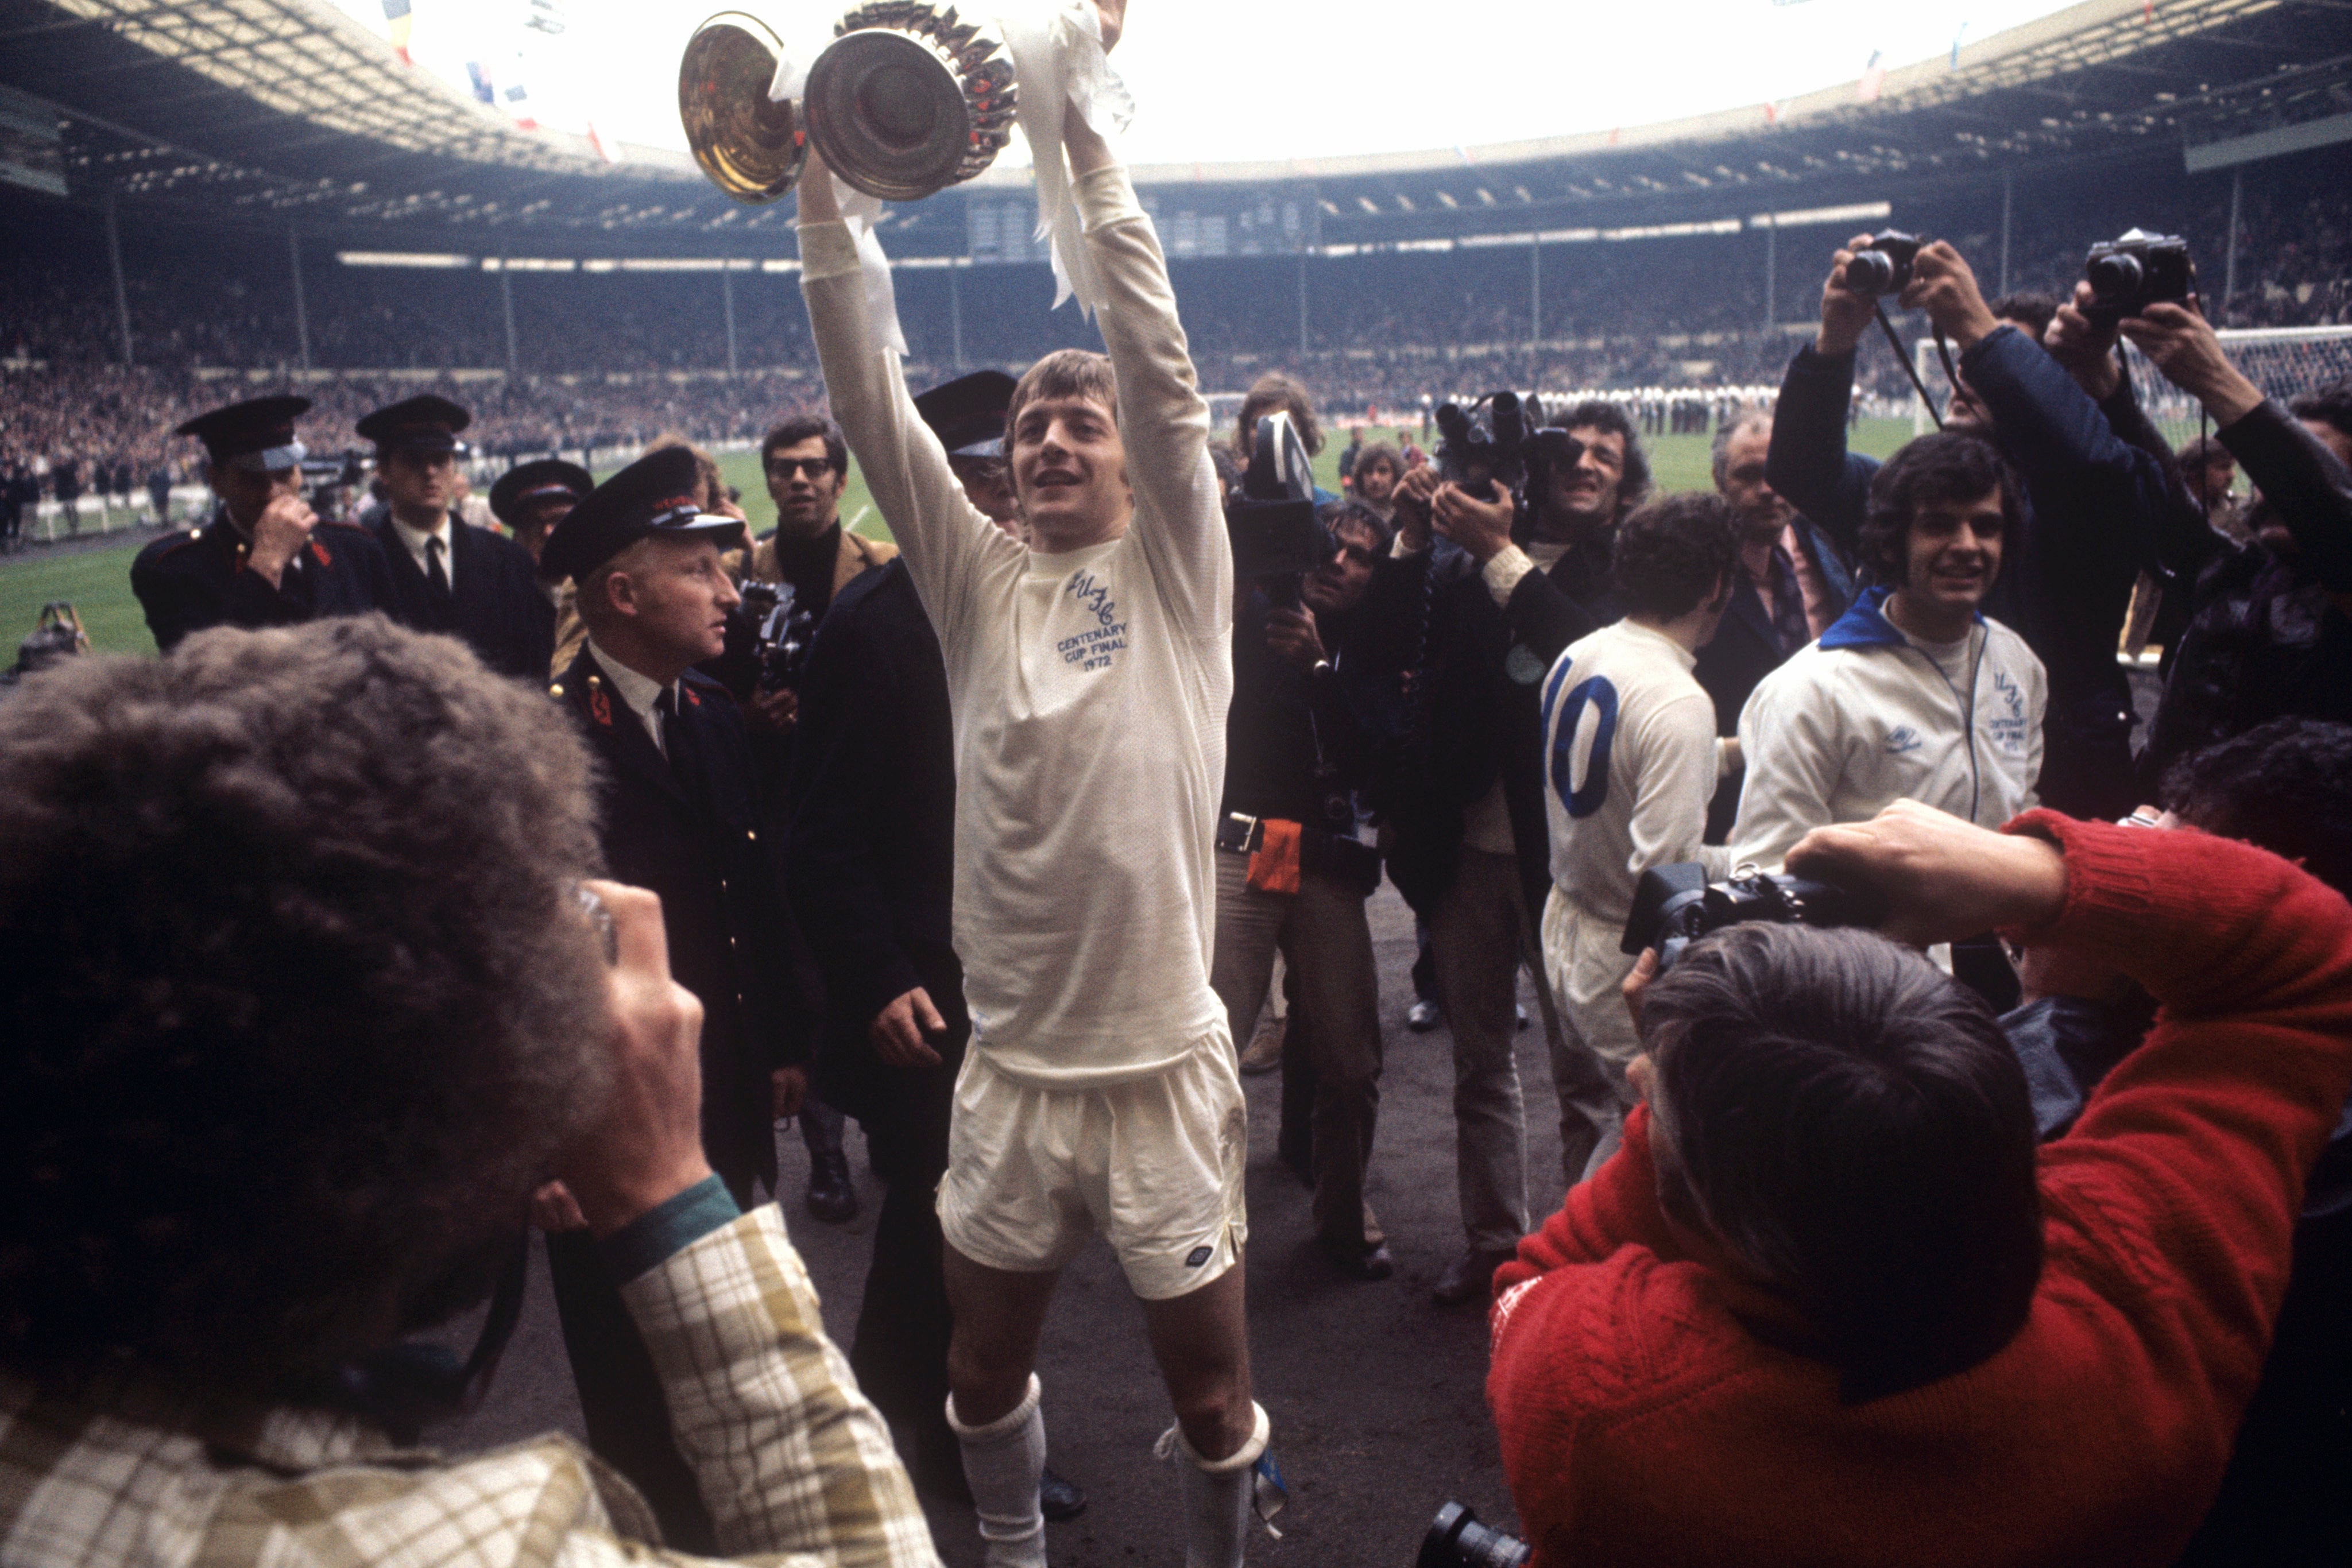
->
[1875, 304, 1947, 432]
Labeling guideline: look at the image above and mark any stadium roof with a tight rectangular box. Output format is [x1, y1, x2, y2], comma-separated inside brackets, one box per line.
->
[1, 0, 2347, 253]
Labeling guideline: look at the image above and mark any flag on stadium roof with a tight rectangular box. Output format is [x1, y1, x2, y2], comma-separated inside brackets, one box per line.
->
[382, 0, 412, 65]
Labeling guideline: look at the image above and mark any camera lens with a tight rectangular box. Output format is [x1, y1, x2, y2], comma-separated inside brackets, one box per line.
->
[1844, 250, 1897, 296]
[2087, 250, 2144, 300]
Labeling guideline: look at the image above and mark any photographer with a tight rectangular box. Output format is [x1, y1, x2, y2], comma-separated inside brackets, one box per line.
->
[2115, 303, 2352, 777]
[1487, 800, 2352, 1568]
[1767, 234, 2175, 820]
[1991, 720, 2352, 1563]
[1211, 500, 1391, 1281]
[0, 618, 931, 1568]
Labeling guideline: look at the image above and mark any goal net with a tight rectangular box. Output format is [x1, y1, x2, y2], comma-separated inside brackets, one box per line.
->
[1909, 323, 2352, 446]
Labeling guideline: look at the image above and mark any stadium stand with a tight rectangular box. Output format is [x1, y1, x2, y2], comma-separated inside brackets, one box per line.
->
[5, 0, 2352, 491]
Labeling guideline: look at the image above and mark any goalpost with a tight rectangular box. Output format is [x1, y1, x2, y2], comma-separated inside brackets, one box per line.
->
[1910, 323, 2352, 442]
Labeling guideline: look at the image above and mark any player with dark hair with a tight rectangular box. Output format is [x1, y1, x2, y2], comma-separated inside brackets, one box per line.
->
[1732, 432, 2045, 881]
[1767, 234, 2175, 822]
[1530, 493, 1742, 1215]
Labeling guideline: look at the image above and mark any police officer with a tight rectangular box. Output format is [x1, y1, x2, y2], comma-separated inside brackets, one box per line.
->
[357, 394, 554, 681]
[130, 396, 399, 653]
[488, 456, 593, 571]
[536, 445, 811, 1553]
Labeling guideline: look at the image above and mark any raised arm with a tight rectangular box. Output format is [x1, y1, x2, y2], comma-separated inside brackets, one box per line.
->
[1765, 233, 1888, 560]
[796, 152, 1009, 646]
[2123, 301, 2352, 596]
[1062, 112, 1231, 638]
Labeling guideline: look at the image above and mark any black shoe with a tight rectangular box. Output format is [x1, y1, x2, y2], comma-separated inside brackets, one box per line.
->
[1322, 1238, 1395, 1281]
[805, 1150, 858, 1224]
[1432, 1247, 1514, 1306]
[1040, 1466, 1086, 1521]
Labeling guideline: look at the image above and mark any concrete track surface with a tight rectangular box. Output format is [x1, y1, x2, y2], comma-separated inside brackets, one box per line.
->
[426, 882, 1572, 1567]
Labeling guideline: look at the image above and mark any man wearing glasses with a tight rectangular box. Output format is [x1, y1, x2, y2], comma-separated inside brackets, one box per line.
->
[743, 412, 896, 1228]
[749, 413, 897, 642]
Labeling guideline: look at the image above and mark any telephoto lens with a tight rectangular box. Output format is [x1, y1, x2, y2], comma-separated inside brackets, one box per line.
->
[1418, 1503, 1533, 1568]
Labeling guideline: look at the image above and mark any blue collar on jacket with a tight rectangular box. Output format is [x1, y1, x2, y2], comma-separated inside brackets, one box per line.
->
[1817, 584, 1984, 652]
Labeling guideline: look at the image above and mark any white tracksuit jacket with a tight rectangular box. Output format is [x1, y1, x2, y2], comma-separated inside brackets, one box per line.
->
[1730, 586, 2047, 873]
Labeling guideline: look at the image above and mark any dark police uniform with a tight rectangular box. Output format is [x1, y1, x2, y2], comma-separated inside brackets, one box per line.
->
[535, 446, 803, 1554]
[357, 396, 555, 682]
[130, 396, 399, 653]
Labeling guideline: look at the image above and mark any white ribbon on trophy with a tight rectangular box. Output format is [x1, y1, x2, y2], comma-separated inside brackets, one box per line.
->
[764, 20, 911, 355]
[764, 0, 1132, 356]
[998, 0, 1134, 320]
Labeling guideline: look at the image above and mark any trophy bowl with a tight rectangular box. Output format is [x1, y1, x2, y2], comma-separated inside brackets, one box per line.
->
[803, 2, 1018, 203]
[680, 12, 807, 205]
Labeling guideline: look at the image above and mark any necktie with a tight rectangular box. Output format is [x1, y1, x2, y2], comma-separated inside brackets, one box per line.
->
[655, 689, 699, 799]
[424, 532, 454, 614]
[1767, 548, 1811, 655]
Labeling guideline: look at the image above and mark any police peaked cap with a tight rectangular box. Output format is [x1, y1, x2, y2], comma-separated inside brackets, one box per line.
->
[489, 458, 594, 527]
[912, 369, 1017, 459]
[355, 393, 472, 454]
[539, 446, 745, 583]
[175, 394, 311, 472]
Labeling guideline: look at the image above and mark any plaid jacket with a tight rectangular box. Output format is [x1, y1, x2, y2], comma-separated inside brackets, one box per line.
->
[0, 1209, 941, 1568]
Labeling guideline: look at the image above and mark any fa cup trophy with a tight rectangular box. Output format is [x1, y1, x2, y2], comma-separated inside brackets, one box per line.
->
[680, 4, 1019, 204]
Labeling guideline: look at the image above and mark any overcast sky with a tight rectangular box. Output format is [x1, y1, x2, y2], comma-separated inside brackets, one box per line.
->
[328, 0, 2087, 165]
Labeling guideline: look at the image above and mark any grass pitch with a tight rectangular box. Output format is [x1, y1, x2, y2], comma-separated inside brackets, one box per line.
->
[3, 418, 1916, 658]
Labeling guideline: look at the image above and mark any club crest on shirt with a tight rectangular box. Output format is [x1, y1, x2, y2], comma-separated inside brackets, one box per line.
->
[1058, 569, 1129, 671]
[310, 540, 332, 567]
[1884, 725, 1925, 756]
[589, 687, 613, 727]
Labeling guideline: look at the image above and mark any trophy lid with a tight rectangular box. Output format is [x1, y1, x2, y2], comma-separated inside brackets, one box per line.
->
[680, 12, 807, 205]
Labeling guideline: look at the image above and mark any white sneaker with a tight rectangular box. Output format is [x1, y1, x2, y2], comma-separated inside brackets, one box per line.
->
[1407, 999, 1441, 1032]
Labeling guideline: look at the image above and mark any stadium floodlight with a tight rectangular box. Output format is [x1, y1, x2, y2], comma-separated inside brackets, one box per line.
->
[1750, 202, 1894, 229]
[481, 257, 578, 272]
[336, 251, 474, 268]
[1602, 219, 1742, 241]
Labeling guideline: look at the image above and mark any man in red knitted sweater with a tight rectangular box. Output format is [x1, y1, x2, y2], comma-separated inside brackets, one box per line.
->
[1486, 799, 2352, 1568]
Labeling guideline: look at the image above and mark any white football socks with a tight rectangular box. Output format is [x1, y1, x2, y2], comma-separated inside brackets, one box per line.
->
[947, 1375, 1048, 1568]
[1159, 1401, 1272, 1568]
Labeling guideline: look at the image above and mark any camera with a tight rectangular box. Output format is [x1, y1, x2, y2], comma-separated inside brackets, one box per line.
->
[1839, 230, 1924, 297]
[1620, 862, 1889, 974]
[2083, 228, 2197, 326]
[1418, 1503, 1530, 1568]
[1434, 391, 1538, 500]
[1227, 410, 1328, 607]
[737, 579, 816, 694]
